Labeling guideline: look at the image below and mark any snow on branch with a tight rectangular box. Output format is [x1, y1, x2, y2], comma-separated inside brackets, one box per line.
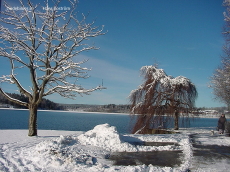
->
[0, 88, 28, 107]
[140, 65, 195, 88]
[43, 85, 105, 99]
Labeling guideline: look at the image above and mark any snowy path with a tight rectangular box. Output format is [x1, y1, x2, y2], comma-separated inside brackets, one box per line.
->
[189, 133, 230, 172]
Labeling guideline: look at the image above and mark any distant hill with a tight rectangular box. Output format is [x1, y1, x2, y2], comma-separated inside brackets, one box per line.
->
[0, 93, 61, 110]
[0, 93, 130, 113]
[57, 103, 130, 113]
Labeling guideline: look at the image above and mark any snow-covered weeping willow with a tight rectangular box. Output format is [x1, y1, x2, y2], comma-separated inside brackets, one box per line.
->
[129, 65, 198, 133]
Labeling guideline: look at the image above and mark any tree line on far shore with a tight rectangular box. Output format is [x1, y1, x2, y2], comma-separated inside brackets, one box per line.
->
[0, 93, 130, 113]
[0, 93, 61, 110]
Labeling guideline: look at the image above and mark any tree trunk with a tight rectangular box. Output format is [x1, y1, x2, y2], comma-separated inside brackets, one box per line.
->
[174, 111, 179, 130]
[28, 104, 38, 136]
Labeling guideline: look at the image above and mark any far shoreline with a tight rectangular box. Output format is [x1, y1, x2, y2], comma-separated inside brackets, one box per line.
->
[0, 108, 129, 116]
[0, 108, 222, 118]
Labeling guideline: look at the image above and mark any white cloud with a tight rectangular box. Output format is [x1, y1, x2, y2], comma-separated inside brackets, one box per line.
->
[74, 55, 142, 86]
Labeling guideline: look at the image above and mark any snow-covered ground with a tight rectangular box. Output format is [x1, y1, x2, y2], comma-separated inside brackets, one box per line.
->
[0, 124, 229, 172]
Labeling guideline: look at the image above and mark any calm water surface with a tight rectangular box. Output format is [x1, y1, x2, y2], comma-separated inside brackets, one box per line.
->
[0, 109, 133, 133]
[0, 109, 219, 134]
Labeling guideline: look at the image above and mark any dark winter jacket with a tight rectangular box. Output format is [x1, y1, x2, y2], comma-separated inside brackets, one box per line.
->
[218, 115, 227, 130]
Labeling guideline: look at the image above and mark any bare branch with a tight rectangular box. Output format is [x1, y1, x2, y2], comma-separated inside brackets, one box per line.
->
[0, 88, 28, 107]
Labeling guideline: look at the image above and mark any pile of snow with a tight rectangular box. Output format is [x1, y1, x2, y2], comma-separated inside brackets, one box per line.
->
[77, 123, 136, 152]
[77, 123, 189, 152]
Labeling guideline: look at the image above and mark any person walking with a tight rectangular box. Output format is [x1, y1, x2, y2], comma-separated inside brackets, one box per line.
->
[218, 114, 227, 134]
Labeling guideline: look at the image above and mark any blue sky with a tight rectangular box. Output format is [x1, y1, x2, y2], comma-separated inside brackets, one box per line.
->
[0, 0, 227, 107]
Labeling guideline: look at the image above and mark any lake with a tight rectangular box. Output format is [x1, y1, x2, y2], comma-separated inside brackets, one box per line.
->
[0, 109, 219, 134]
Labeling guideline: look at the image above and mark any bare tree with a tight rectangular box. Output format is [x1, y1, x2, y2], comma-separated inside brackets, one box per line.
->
[210, 64, 230, 109]
[129, 65, 197, 134]
[0, 0, 105, 136]
[210, 0, 230, 109]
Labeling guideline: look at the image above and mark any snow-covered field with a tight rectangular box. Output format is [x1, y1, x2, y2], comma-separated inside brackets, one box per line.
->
[0, 124, 229, 172]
